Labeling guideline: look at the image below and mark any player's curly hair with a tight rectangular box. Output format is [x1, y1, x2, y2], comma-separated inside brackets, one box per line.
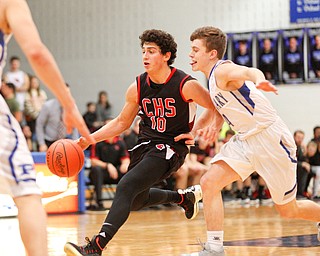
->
[139, 29, 177, 66]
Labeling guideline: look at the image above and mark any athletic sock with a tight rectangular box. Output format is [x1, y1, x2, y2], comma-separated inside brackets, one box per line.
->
[207, 231, 224, 252]
[166, 190, 182, 204]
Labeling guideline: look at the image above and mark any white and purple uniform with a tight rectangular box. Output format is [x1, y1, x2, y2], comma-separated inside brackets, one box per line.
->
[0, 30, 41, 197]
[210, 60, 297, 205]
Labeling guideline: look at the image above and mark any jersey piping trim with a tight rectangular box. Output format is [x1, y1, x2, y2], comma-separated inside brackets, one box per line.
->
[180, 75, 192, 103]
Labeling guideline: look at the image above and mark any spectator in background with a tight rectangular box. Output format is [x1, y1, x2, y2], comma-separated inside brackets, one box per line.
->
[284, 36, 303, 80]
[259, 38, 277, 81]
[305, 126, 320, 199]
[0, 81, 22, 123]
[5, 56, 30, 111]
[1, 80, 34, 151]
[96, 90, 112, 127]
[36, 84, 78, 151]
[83, 101, 100, 133]
[311, 34, 320, 78]
[306, 141, 320, 200]
[234, 40, 252, 67]
[89, 119, 130, 211]
[294, 130, 310, 199]
[24, 75, 47, 150]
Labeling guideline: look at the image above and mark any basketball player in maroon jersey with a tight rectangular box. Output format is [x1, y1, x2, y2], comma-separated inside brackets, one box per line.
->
[64, 29, 222, 255]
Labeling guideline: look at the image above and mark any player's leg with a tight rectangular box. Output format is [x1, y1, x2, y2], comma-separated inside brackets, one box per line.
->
[14, 195, 48, 256]
[275, 198, 320, 221]
[184, 160, 240, 256]
[275, 199, 320, 242]
[64, 156, 173, 256]
[1, 110, 48, 256]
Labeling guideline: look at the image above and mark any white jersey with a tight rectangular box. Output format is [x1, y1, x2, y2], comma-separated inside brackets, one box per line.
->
[209, 60, 278, 140]
[0, 30, 11, 82]
[209, 60, 297, 205]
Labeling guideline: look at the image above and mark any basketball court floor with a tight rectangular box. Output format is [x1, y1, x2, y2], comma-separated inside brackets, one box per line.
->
[1, 201, 319, 256]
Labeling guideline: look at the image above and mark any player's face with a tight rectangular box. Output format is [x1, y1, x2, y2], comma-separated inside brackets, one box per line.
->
[189, 39, 211, 73]
[142, 43, 168, 73]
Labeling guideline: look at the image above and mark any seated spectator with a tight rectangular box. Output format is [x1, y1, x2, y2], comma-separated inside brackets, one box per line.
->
[1, 80, 33, 150]
[294, 130, 310, 199]
[89, 119, 130, 211]
[96, 90, 112, 127]
[36, 84, 77, 151]
[217, 128, 236, 203]
[306, 141, 320, 200]
[305, 126, 320, 198]
[0, 81, 22, 123]
[24, 75, 47, 150]
[249, 174, 272, 205]
[83, 102, 100, 132]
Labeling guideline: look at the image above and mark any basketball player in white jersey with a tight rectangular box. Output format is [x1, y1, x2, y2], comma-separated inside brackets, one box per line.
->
[182, 26, 320, 255]
[0, 1, 93, 255]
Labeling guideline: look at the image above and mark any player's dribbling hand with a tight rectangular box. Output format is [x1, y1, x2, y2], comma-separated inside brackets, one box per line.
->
[63, 105, 96, 144]
[76, 136, 92, 150]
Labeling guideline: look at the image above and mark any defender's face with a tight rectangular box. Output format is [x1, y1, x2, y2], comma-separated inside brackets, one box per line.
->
[189, 39, 211, 72]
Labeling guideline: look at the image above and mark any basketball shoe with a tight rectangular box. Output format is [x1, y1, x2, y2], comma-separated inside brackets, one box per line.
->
[181, 242, 225, 256]
[197, 242, 225, 256]
[177, 185, 202, 220]
[64, 236, 103, 256]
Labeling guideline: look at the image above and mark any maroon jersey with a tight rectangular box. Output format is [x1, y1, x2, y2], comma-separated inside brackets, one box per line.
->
[136, 67, 197, 145]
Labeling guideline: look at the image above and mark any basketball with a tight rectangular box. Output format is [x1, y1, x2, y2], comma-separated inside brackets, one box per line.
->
[46, 139, 85, 177]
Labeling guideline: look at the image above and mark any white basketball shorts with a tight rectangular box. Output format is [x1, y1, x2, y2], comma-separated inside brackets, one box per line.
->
[0, 96, 41, 197]
[212, 117, 297, 205]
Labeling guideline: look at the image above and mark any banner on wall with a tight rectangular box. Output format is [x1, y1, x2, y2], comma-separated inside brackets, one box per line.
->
[231, 32, 253, 67]
[281, 29, 305, 84]
[290, 0, 320, 23]
[306, 27, 320, 83]
[256, 31, 280, 84]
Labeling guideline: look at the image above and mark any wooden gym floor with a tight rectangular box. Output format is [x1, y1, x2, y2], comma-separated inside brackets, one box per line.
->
[1, 203, 319, 256]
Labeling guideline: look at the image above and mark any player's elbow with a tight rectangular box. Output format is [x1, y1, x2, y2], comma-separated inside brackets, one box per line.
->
[25, 44, 51, 67]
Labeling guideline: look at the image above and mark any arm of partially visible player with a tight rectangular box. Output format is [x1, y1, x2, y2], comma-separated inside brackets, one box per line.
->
[216, 62, 278, 94]
[78, 83, 140, 149]
[5, 0, 93, 143]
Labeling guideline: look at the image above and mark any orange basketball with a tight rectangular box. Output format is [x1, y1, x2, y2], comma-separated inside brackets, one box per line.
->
[46, 139, 85, 177]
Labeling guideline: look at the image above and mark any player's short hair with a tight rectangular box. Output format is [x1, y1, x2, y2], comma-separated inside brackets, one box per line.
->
[190, 26, 227, 59]
[139, 29, 177, 66]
